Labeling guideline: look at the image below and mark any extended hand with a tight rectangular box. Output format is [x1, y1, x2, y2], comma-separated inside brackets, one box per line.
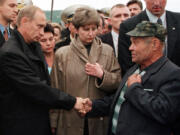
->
[85, 63, 104, 79]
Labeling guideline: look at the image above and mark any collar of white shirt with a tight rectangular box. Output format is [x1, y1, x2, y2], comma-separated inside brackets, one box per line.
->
[145, 9, 166, 28]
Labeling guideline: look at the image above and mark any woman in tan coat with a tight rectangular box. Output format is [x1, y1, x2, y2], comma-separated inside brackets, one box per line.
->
[50, 7, 121, 135]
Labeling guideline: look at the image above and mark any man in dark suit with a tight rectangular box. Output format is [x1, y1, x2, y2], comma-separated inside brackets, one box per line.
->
[118, 0, 180, 77]
[83, 21, 180, 135]
[0, 5, 84, 135]
[0, 0, 18, 47]
[100, 4, 130, 57]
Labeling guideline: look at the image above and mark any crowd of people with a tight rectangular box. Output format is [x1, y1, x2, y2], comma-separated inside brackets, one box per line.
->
[0, 0, 180, 135]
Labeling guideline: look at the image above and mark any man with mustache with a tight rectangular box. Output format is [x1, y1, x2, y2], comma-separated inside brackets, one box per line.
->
[118, 0, 180, 77]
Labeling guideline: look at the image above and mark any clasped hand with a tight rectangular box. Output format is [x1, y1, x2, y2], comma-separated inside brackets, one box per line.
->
[74, 97, 92, 116]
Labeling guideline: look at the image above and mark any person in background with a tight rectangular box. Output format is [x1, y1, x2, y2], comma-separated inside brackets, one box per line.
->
[0, 0, 18, 47]
[39, 23, 55, 74]
[83, 21, 180, 135]
[50, 22, 62, 43]
[97, 8, 111, 35]
[9, 0, 33, 30]
[55, 4, 88, 51]
[100, 4, 130, 57]
[0, 5, 86, 135]
[118, 0, 180, 78]
[50, 7, 121, 135]
[126, 0, 143, 17]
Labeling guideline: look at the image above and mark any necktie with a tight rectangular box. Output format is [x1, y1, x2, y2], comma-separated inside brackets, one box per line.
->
[111, 68, 146, 134]
[4, 28, 8, 41]
[157, 18, 162, 25]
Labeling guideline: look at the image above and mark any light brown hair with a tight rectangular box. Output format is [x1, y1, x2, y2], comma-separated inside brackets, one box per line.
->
[72, 7, 100, 29]
[17, 5, 43, 27]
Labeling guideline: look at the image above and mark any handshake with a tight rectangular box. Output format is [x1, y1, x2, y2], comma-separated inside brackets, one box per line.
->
[74, 97, 92, 116]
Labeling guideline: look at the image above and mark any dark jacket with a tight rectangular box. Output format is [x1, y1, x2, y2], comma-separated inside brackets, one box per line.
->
[0, 30, 76, 135]
[89, 57, 180, 135]
[99, 32, 114, 51]
[118, 10, 180, 76]
[54, 28, 71, 51]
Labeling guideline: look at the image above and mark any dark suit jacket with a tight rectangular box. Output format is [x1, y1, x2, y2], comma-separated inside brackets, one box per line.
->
[0, 30, 76, 135]
[100, 32, 115, 50]
[89, 57, 180, 135]
[118, 10, 180, 77]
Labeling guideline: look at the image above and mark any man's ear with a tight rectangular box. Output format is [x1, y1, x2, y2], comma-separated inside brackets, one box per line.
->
[21, 17, 29, 25]
[152, 38, 160, 50]
[107, 18, 112, 25]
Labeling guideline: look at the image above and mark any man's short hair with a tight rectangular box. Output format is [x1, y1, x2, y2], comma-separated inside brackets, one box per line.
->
[126, 0, 143, 10]
[110, 4, 126, 17]
[16, 5, 43, 27]
[72, 7, 100, 29]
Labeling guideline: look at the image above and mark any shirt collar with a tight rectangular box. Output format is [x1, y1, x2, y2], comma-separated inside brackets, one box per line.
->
[111, 30, 119, 40]
[0, 24, 10, 36]
[146, 9, 166, 28]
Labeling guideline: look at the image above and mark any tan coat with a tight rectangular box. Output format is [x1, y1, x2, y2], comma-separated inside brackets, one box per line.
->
[50, 37, 121, 135]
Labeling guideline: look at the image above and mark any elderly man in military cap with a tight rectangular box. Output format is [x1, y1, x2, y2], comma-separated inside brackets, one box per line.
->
[82, 21, 180, 135]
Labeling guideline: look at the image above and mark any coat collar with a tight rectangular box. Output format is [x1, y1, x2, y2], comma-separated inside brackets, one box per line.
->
[70, 36, 102, 64]
[111, 56, 168, 110]
[11, 30, 49, 76]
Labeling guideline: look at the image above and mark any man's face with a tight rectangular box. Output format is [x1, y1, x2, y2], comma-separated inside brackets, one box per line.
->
[109, 6, 130, 33]
[25, 10, 46, 43]
[129, 37, 154, 65]
[144, 0, 167, 17]
[128, 3, 142, 17]
[39, 32, 55, 54]
[76, 24, 97, 45]
[0, 0, 18, 25]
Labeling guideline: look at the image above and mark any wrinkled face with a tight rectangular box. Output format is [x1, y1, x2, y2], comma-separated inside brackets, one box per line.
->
[144, 0, 167, 17]
[0, 0, 18, 24]
[25, 10, 46, 43]
[39, 32, 55, 54]
[77, 24, 97, 45]
[129, 37, 153, 65]
[110, 6, 130, 33]
[128, 3, 142, 17]
[54, 27, 61, 42]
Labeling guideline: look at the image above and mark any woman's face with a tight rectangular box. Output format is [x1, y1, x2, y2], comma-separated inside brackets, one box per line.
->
[76, 24, 98, 45]
[39, 32, 55, 54]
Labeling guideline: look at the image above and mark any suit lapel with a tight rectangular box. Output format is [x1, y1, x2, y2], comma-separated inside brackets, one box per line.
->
[166, 11, 178, 58]
[140, 10, 150, 21]
[0, 32, 5, 47]
[141, 57, 168, 84]
[108, 33, 114, 50]
[111, 65, 139, 108]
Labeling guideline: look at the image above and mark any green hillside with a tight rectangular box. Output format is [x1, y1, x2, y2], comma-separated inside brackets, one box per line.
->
[44, 10, 62, 23]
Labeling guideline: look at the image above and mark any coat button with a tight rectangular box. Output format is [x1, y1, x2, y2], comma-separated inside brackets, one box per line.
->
[100, 117, 103, 120]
